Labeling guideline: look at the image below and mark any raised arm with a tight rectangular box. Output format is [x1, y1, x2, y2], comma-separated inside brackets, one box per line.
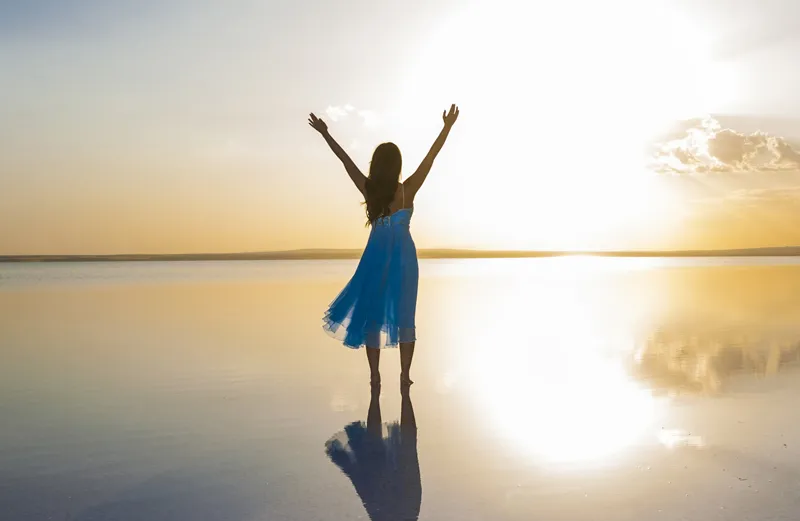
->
[308, 112, 367, 196]
[403, 104, 459, 198]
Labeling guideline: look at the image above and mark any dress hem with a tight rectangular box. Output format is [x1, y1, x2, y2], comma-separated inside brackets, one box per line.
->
[322, 319, 416, 350]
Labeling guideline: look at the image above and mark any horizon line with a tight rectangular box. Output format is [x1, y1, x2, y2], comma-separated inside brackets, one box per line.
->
[4, 245, 800, 262]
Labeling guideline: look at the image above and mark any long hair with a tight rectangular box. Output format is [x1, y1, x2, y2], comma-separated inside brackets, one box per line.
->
[364, 142, 402, 225]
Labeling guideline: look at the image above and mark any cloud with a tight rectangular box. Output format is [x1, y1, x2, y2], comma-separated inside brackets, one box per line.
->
[323, 104, 379, 128]
[651, 116, 800, 174]
[325, 104, 352, 122]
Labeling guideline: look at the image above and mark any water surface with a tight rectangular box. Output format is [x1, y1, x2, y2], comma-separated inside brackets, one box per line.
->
[2, 258, 800, 520]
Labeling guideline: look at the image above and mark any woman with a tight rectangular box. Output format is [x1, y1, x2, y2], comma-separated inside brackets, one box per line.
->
[309, 104, 459, 386]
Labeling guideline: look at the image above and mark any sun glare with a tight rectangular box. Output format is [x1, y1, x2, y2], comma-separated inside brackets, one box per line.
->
[393, 0, 730, 250]
[476, 354, 658, 464]
[446, 258, 664, 465]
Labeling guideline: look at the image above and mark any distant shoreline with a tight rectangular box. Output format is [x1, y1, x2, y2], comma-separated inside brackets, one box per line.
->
[3, 247, 800, 262]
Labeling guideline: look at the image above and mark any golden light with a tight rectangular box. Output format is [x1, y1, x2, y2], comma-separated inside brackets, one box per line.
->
[474, 354, 658, 464]
[447, 258, 665, 464]
[390, 0, 734, 250]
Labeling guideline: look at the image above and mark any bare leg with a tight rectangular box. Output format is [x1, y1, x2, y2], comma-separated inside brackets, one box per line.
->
[400, 341, 415, 385]
[366, 346, 381, 386]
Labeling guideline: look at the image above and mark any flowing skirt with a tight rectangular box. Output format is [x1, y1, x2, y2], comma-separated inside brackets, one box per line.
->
[323, 227, 418, 349]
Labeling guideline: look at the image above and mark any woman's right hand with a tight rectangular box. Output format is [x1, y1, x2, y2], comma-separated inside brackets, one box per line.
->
[308, 113, 328, 134]
[442, 104, 460, 128]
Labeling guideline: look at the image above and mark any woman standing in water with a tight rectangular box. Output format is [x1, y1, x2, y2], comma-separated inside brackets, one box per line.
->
[309, 104, 459, 386]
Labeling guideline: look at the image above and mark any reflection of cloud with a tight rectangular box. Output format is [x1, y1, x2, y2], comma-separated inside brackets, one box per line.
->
[632, 324, 800, 395]
[651, 116, 800, 174]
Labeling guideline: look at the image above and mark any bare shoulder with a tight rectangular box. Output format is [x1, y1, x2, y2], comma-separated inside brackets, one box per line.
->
[392, 183, 414, 210]
[400, 181, 416, 206]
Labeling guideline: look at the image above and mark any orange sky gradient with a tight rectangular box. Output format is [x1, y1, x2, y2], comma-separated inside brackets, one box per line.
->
[4, 0, 800, 255]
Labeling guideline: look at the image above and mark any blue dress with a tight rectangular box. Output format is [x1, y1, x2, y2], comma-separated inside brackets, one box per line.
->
[323, 199, 418, 349]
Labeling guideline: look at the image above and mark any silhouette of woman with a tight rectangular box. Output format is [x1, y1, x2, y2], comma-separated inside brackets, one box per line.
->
[324, 386, 421, 521]
[310, 105, 460, 385]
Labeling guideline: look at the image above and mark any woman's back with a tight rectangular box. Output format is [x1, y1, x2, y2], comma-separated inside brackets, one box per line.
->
[370, 184, 413, 228]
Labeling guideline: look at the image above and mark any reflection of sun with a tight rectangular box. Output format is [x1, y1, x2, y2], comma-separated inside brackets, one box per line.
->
[392, 0, 735, 250]
[473, 351, 658, 464]
[450, 258, 663, 464]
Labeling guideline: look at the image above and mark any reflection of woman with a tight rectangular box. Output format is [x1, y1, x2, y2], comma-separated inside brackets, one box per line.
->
[325, 386, 421, 521]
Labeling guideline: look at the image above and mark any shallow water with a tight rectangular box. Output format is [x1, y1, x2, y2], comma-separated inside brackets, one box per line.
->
[2, 258, 800, 520]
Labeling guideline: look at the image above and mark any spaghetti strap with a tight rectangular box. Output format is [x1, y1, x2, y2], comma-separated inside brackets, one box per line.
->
[401, 183, 405, 208]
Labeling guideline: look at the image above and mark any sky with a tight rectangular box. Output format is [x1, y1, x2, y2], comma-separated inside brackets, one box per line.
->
[3, 0, 800, 254]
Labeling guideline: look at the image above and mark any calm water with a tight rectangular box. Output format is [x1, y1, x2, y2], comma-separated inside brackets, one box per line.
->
[2, 258, 800, 521]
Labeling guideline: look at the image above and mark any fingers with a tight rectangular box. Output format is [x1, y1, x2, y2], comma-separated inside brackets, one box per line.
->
[442, 104, 459, 125]
[308, 112, 328, 132]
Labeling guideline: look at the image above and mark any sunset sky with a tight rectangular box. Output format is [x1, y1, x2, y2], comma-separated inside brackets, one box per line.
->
[4, 0, 800, 254]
